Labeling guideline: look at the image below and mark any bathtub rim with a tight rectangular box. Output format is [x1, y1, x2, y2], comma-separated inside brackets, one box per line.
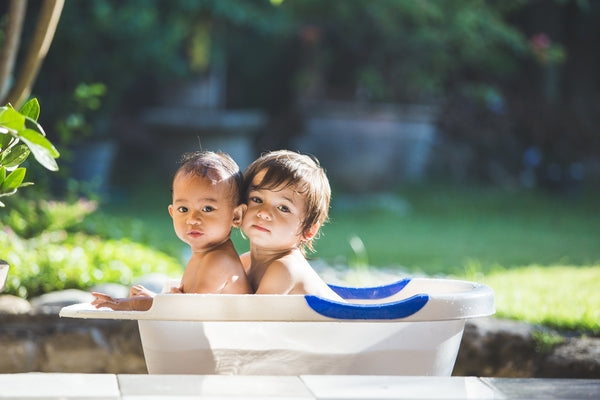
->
[60, 277, 495, 323]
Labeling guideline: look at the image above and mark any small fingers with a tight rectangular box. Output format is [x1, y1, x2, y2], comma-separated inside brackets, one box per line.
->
[130, 285, 156, 297]
[168, 284, 184, 294]
[90, 292, 117, 309]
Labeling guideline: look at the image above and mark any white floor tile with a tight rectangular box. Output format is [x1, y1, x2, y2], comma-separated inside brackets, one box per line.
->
[300, 376, 499, 399]
[118, 374, 316, 399]
[0, 373, 120, 399]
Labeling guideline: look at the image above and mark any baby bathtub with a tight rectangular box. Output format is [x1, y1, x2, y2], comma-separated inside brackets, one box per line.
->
[60, 277, 494, 376]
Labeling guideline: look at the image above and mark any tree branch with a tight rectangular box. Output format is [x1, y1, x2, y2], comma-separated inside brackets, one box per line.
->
[5, 0, 65, 109]
[0, 0, 28, 103]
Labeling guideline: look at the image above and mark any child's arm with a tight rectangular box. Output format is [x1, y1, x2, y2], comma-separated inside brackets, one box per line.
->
[91, 292, 153, 311]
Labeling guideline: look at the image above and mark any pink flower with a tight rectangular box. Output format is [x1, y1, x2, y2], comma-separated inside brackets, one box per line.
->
[529, 33, 552, 64]
[530, 33, 551, 51]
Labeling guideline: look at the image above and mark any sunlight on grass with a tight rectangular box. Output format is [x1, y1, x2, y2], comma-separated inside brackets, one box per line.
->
[481, 265, 600, 333]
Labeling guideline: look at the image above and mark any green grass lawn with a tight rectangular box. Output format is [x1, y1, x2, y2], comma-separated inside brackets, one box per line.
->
[101, 182, 600, 333]
[318, 185, 600, 274]
[482, 265, 600, 333]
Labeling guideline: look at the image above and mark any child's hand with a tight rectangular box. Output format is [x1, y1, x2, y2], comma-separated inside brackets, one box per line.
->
[129, 284, 156, 297]
[91, 291, 153, 311]
[91, 292, 122, 310]
[168, 284, 184, 294]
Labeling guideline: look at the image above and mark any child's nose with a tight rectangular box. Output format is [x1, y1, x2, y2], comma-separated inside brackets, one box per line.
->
[186, 211, 202, 224]
[256, 206, 272, 221]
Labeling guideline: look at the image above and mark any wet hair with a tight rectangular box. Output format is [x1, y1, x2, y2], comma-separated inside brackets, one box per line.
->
[174, 151, 243, 205]
[243, 149, 331, 252]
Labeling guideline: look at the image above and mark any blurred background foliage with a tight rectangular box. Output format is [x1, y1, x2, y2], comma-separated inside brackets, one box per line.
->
[30, 0, 551, 107]
[16, 0, 596, 189]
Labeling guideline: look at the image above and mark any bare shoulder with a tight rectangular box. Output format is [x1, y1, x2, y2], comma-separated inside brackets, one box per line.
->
[262, 253, 343, 300]
[184, 247, 251, 294]
[255, 257, 296, 295]
[202, 248, 249, 284]
[203, 246, 245, 272]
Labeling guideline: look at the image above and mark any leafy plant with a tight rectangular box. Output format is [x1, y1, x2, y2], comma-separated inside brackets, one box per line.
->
[0, 98, 60, 206]
[0, 195, 97, 239]
[0, 192, 185, 298]
[0, 195, 183, 298]
[0, 227, 182, 299]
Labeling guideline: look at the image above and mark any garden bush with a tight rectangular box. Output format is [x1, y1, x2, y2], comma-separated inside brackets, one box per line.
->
[0, 197, 182, 299]
[0, 196, 96, 239]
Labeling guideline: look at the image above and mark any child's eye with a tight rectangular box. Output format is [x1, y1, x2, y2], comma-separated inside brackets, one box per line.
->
[250, 196, 262, 204]
[278, 205, 290, 213]
[177, 206, 188, 213]
[202, 206, 215, 212]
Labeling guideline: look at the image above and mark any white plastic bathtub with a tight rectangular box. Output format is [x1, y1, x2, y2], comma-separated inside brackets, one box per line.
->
[60, 277, 494, 376]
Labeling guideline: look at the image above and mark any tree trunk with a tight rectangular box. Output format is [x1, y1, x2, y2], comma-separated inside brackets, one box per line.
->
[4, 0, 65, 108]
[0, 0, 28, 102]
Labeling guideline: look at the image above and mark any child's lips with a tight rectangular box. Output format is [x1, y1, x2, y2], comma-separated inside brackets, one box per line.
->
[187, 230, 203, 238]
[252, 224, 270, 233]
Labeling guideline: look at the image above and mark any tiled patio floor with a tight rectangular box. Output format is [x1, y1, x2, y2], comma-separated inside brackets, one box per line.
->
[0, 374, 598, 399]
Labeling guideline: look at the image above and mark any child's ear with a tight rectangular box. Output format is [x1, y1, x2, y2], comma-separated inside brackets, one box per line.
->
[232, 204, 247, 227]
[302, 222, 321, 241]
[168, 204, 174, 218]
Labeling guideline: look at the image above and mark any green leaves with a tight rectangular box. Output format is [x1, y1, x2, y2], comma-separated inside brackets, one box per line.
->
[18, 129, 60, 171]
[0, 143, 30, 168]
[19, 98, 41, 121]
[0, 167, 28, 206]
[0, 98, 60, 205]
[1, 167, 26, 194]
[0, 106, 25, 131]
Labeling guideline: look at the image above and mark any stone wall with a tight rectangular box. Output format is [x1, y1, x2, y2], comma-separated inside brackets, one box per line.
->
[454, 318, 600, 378]
[0, 314, 147, 374]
